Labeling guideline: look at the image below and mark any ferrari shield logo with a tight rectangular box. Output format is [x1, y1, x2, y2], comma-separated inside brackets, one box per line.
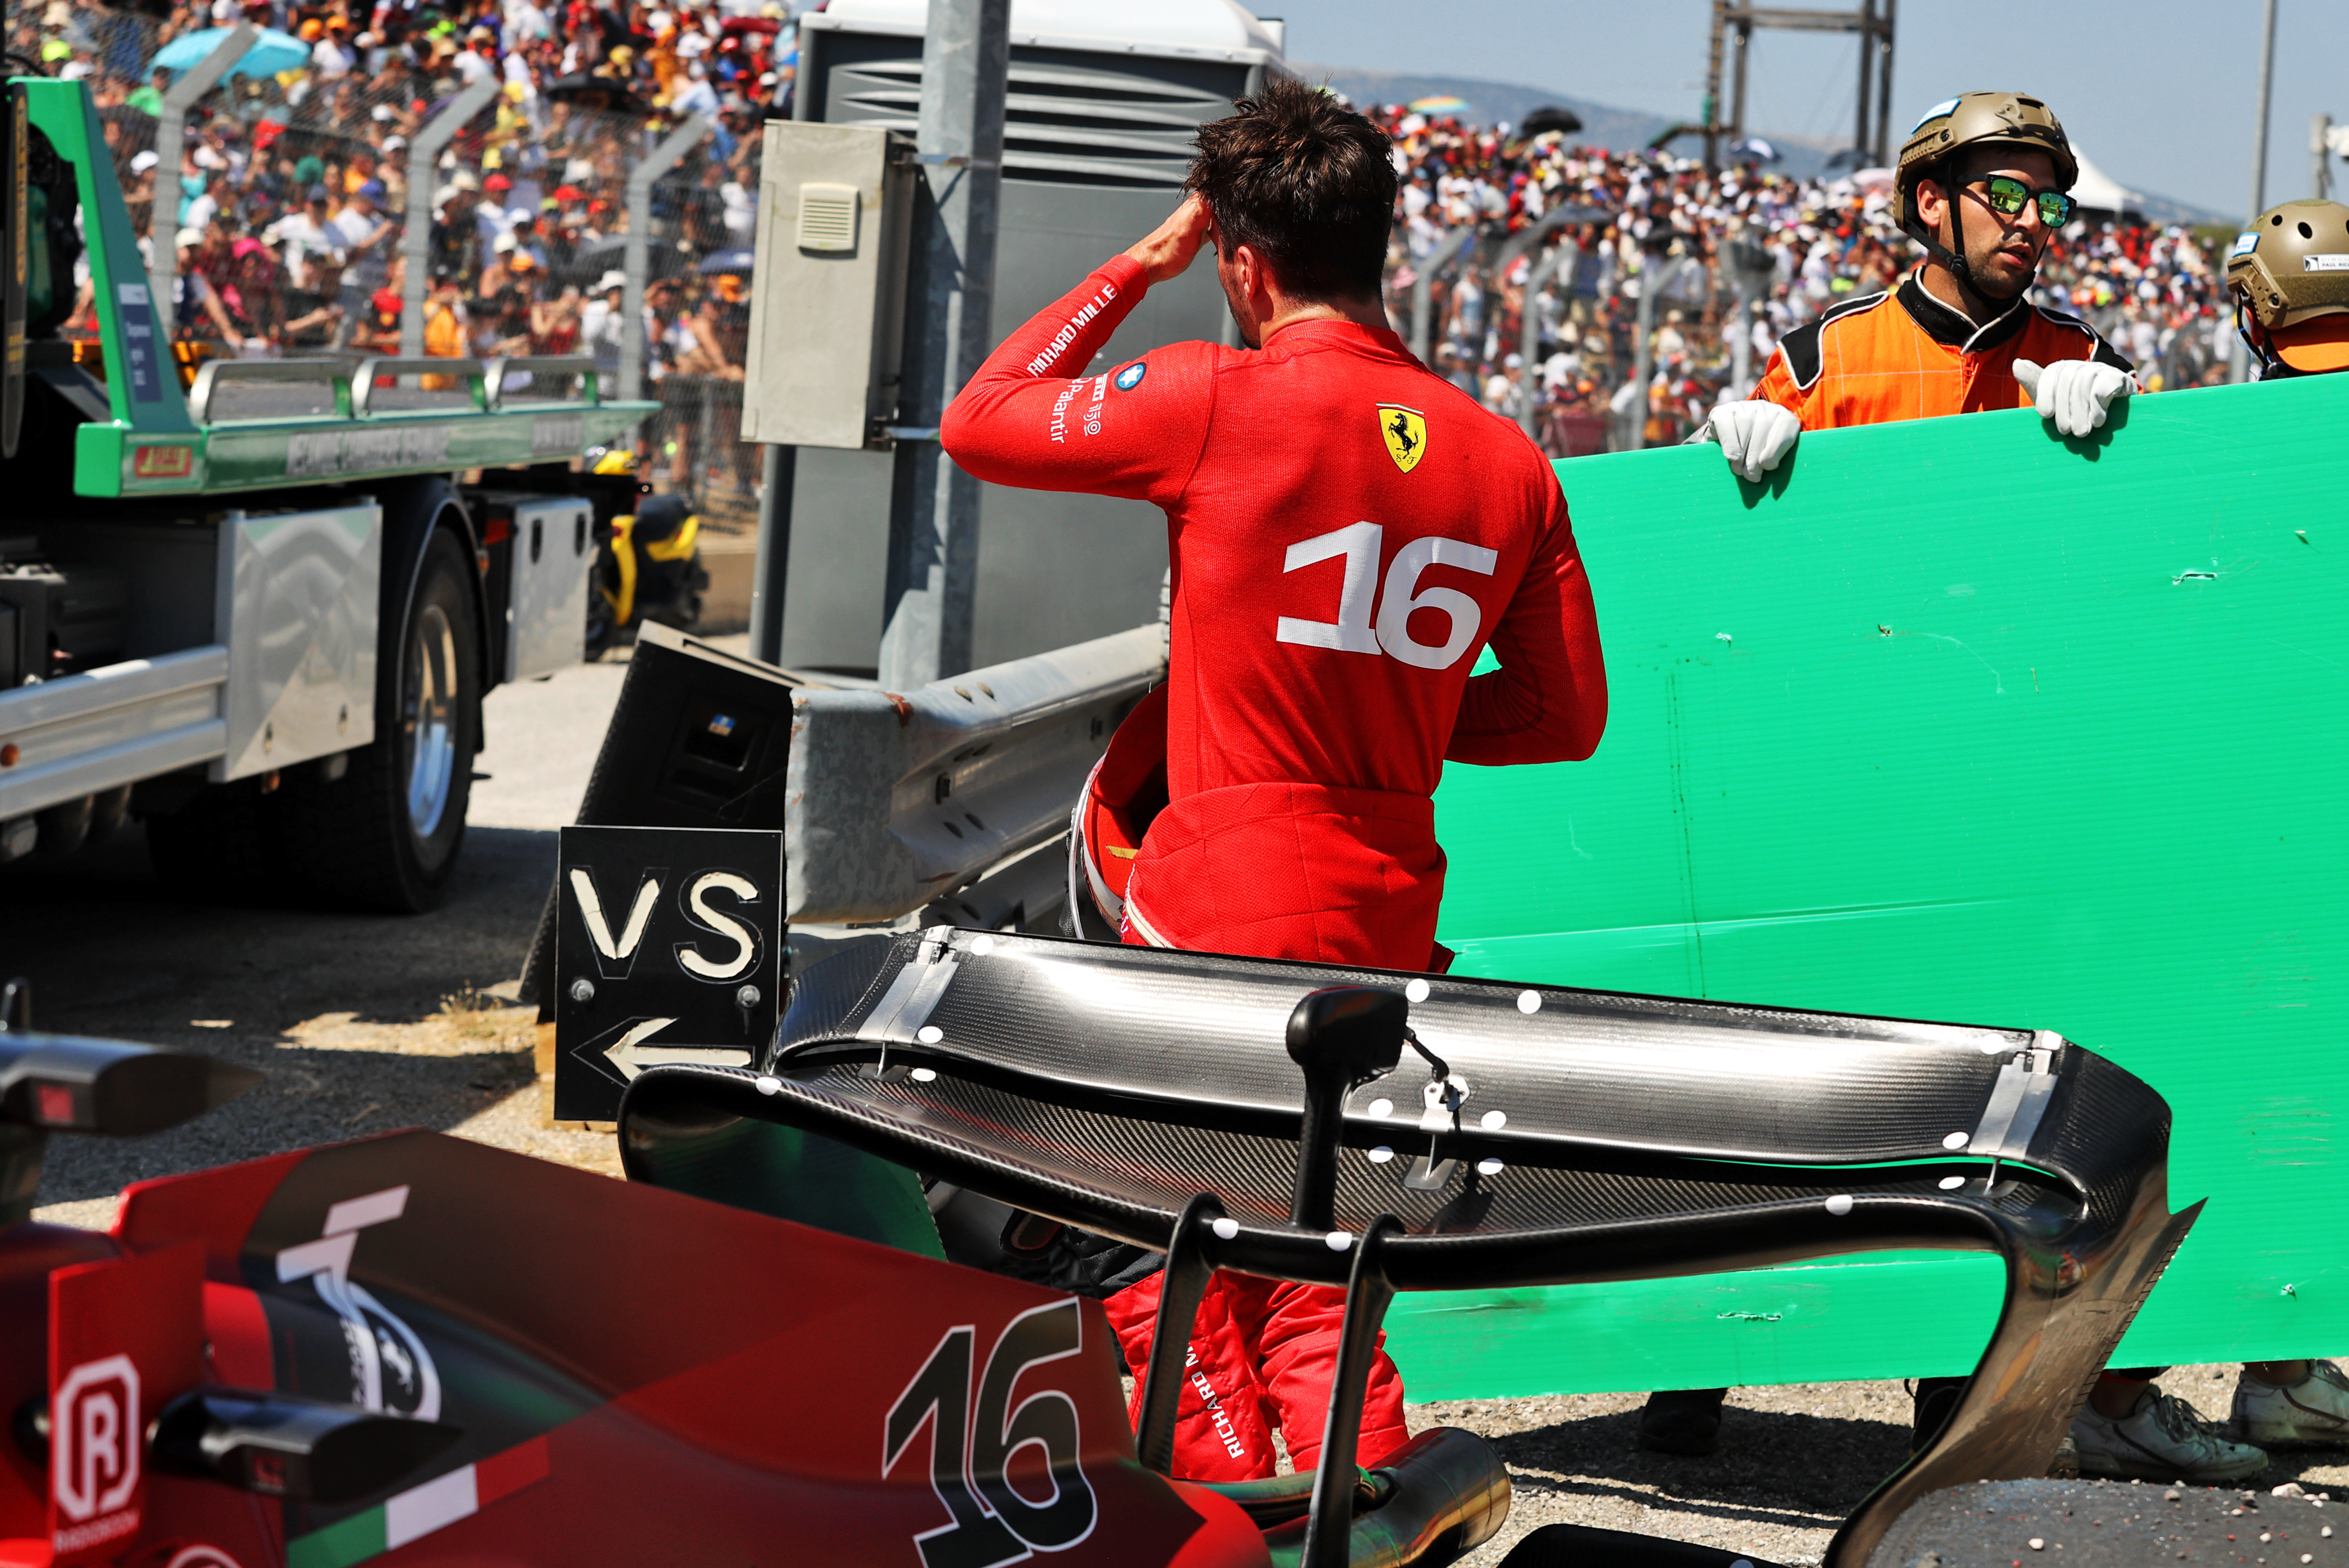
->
[1378, 405, 1427, 473]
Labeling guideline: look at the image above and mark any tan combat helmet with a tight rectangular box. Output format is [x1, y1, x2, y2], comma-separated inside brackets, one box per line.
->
[2227, 199, 2349, 373]
[1893, 92, 2080, 237]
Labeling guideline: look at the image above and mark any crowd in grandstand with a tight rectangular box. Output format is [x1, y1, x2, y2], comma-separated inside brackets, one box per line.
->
[1371, 105, 2238, 456]
[9, 0, 2240, 479]
[20, 0, 777, 489]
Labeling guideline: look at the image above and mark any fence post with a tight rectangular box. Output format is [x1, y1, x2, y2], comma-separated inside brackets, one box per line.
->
[876, 0, 1009, 690]
[1409, 225, 1476, 363]
[397, 76, 502, 361]
[149, 22, 255, 321]
[619, 111, 710, 403]
[1625, 253, 1693, 452]
[1516, 241, 1577, 439]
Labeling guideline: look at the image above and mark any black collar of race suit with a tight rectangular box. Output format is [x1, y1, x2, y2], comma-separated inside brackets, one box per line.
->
[1896, 270, 2033, 354]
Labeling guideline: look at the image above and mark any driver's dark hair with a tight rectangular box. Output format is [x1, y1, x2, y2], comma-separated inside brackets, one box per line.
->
[1186, 76, 1396, 301]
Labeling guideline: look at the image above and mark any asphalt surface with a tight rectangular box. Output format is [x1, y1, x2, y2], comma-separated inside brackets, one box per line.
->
[13, 640, 2347, 1566]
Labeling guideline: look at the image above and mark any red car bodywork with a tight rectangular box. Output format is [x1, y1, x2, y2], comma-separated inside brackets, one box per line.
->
[2, 1131, 1266, 1568]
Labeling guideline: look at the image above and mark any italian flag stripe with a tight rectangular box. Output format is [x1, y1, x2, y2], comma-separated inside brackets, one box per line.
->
[287, 1435, 550, 1568]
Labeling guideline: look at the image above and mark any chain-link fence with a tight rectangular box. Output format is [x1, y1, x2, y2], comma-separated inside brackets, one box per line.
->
[20, 0, 777, 509]
[1374, 108, 2241, 458]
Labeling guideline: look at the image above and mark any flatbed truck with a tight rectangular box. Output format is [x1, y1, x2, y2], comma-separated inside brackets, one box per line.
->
[0, 73, 655, 908]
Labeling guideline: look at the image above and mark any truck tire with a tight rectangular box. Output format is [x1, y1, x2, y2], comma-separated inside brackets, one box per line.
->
[275, 528, 481, 911]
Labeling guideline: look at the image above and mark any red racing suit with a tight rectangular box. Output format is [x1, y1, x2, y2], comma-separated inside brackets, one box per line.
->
[943, 252, 1606, 1481]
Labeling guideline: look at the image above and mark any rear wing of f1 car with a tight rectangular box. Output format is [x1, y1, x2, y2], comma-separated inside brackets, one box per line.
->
[619, 928, 2197, 1568]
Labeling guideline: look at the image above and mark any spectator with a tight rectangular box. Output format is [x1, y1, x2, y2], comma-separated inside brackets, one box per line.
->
[420, 270, 469, 388]
[310, 14, 357, 79]
[172, 227, 244, 347]
[579, 267, 626, 376]
[453, 26, 498, 86]
[429, 171, 484, 291]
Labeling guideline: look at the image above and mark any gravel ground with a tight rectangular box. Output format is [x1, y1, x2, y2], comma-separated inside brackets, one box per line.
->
[1868, 1477, 2344, 1568]
[15, 648, 2346, 1563]
[1407, 1374, 2349, 1566]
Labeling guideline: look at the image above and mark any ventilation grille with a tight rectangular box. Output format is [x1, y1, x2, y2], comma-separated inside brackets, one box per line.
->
[823, 49, 1248, 189]
[797, 184, 860, 253]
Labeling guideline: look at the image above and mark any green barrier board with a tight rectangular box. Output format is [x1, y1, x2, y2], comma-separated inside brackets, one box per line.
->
[1389, 374, 2348, 1400]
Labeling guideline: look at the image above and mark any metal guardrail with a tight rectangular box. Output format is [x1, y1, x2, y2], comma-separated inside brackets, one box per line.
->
[784, 623, 1164, 924]
[484, 355, 601, 410]
[187, 357, 356, 425]
[351, 357, 491, 416]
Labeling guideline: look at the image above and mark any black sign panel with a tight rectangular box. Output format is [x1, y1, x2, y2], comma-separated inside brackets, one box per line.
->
[553, 825, 784, 1122]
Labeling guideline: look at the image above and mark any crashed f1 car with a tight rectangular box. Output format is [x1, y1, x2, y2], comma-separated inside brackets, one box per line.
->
[5, 929, 2194, 1567]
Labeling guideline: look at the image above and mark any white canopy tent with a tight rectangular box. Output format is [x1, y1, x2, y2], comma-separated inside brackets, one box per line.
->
[2069, 149, 2142, 219]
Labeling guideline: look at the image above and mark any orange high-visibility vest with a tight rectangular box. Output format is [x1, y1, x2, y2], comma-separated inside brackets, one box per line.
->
[1754, 270, 2132, 430]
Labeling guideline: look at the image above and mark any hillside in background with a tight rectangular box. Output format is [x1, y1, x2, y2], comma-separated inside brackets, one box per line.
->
[1299, 63, 2226, 227]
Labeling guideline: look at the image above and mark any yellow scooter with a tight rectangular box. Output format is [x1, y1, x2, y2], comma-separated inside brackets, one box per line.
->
[582, 449, 707, 657]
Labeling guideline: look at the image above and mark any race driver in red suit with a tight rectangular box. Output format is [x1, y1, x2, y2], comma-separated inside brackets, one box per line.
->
[941, 79, 1606, 1483]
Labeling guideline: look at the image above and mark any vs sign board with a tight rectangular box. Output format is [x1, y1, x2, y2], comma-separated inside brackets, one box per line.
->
[555, 825, 784, 1122]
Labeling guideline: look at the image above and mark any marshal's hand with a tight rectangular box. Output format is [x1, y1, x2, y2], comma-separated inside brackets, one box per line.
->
[1123, 193, 1215, 287]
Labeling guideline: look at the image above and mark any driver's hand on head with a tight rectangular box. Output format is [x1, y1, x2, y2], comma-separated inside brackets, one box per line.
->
[1123, 192, 1214, 288]
[1705, 399, 1801, 482]
[2013, 357, 2137, 438]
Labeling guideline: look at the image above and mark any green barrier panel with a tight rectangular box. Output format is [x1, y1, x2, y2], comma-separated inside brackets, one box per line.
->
[1389, 373, 2348, 1400]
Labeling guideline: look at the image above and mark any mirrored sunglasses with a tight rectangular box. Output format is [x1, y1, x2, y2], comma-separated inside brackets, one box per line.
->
[1978, 174, 2074, 228]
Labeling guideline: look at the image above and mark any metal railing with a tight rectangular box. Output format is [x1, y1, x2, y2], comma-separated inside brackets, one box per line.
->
[484, 355, 602, 410]
[188, 357, 356, 424]
[784, 623, 1164, 924]
[350, 358, 490, 416]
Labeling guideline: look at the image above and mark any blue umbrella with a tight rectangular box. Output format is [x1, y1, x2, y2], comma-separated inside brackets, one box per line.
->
[149, 26, 312, 82]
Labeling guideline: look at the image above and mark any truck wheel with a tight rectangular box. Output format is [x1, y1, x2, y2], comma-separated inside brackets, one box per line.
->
[275, 529, 481, 911]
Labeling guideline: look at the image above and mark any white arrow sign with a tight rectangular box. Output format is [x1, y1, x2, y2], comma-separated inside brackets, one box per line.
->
[574, 1016, 753, 1084]
[607, 1041, 752, 1080]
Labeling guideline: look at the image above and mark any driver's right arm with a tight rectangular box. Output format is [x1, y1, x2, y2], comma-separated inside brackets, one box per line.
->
[941, 256, 1216, 507]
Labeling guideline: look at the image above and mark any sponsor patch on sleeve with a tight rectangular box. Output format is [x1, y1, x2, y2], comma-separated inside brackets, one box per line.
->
[1114, 361, 1147, 391]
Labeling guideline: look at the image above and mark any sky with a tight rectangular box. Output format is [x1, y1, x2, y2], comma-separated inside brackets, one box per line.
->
[1268, 0, 2349, 221]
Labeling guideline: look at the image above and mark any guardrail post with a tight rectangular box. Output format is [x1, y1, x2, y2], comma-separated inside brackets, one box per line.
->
[397, 76, 502, 362]
[148, 22, 255, 323]
[619, 112, 710, 404]
[876, 0, 1008, 690]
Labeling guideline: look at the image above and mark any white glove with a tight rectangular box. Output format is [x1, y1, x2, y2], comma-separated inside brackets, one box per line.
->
[1705, 399, 1802, 482]
[2013, 357, 2137, 438]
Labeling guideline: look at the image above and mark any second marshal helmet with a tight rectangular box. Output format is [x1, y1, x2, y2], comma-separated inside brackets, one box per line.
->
[2226, 200, 2349, 368]
[1892, 92, 2079, 236]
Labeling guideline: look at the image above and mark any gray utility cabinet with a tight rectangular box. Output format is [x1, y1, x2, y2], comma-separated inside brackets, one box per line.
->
[780, 8, 1277, 675]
